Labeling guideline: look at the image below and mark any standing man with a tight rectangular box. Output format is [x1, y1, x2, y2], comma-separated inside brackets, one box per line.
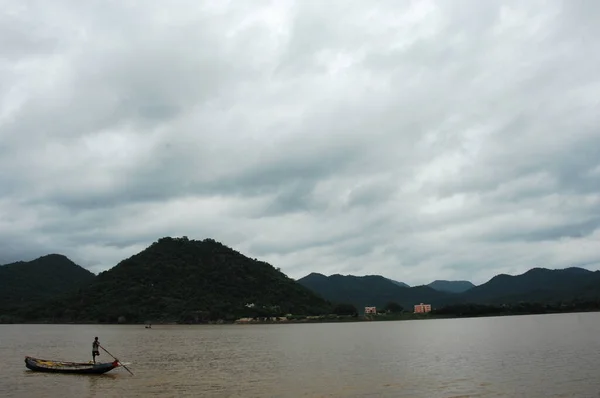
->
[92, 337, 100, 363]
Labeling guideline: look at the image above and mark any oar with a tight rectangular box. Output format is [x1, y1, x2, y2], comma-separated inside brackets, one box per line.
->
[99, 345, 134, 376]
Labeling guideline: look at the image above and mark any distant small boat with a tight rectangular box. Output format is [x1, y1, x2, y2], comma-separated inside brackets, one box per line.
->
[145, 324, 152, 329]
[24, 356, 120, 375]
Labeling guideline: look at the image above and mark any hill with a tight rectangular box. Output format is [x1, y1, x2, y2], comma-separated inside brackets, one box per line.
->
[4, 246, 599, 323]
[298, 267, 600, 312]
[427, 280, 475, 293]
[0, 254, 95, 309]
[7, 237, 331, 323]
[386, 278, 410, 288]
[458, 267, 600, 304]
[297, 273, 454, 311]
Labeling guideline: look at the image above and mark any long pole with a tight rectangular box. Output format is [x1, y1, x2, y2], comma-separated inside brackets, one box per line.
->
[99, 345, 134, 376]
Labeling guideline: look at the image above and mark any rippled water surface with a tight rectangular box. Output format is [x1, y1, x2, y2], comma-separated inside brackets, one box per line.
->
[1, 312, 600, 397]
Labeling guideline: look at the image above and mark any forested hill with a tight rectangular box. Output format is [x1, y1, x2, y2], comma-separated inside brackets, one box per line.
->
[4, 241, 599, 324]
[427, 280, 475, 293]
[0, 254, 95, 308]
[297, 267, 600, 311]
[459, 267, 600, 304]
[5, 237, 331, 323]
[297, 273, 454, 310]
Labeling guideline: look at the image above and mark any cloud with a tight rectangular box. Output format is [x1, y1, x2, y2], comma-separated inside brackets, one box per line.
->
[1, 0, 599, 285]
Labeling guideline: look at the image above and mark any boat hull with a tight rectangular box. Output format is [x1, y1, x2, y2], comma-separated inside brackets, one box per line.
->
[24, 356, 119, 375]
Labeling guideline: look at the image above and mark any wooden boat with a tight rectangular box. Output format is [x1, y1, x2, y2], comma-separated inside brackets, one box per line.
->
[24, 356, 120, 375]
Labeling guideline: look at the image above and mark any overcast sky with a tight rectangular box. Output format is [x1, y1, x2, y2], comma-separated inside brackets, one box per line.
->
[1, 1, 599, 286]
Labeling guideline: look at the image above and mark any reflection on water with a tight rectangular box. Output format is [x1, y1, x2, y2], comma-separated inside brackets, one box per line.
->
[2, 313, 600, 397]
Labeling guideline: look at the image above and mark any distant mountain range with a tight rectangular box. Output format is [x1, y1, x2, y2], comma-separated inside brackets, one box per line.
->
[300, 274, 475, 295]
[427, 280, 475, 293]
[297, 273, 453, 311]
[298, 267, 600, 312]
[384, 277, 475, 293]
[1, 237, 599, 322]
[457, 267, 600, 304]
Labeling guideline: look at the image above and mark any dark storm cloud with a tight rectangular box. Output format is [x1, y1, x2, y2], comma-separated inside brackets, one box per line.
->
[1, 0, 599, 285]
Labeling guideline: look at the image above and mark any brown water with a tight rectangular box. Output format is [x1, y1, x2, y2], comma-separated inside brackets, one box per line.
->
[1, 313, 600, 397]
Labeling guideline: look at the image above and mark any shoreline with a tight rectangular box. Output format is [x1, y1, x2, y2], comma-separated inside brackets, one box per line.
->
[2, 308, 600, 326]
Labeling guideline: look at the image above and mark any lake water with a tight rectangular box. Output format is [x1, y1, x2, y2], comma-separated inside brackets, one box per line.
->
[1, 313, 600, 397]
